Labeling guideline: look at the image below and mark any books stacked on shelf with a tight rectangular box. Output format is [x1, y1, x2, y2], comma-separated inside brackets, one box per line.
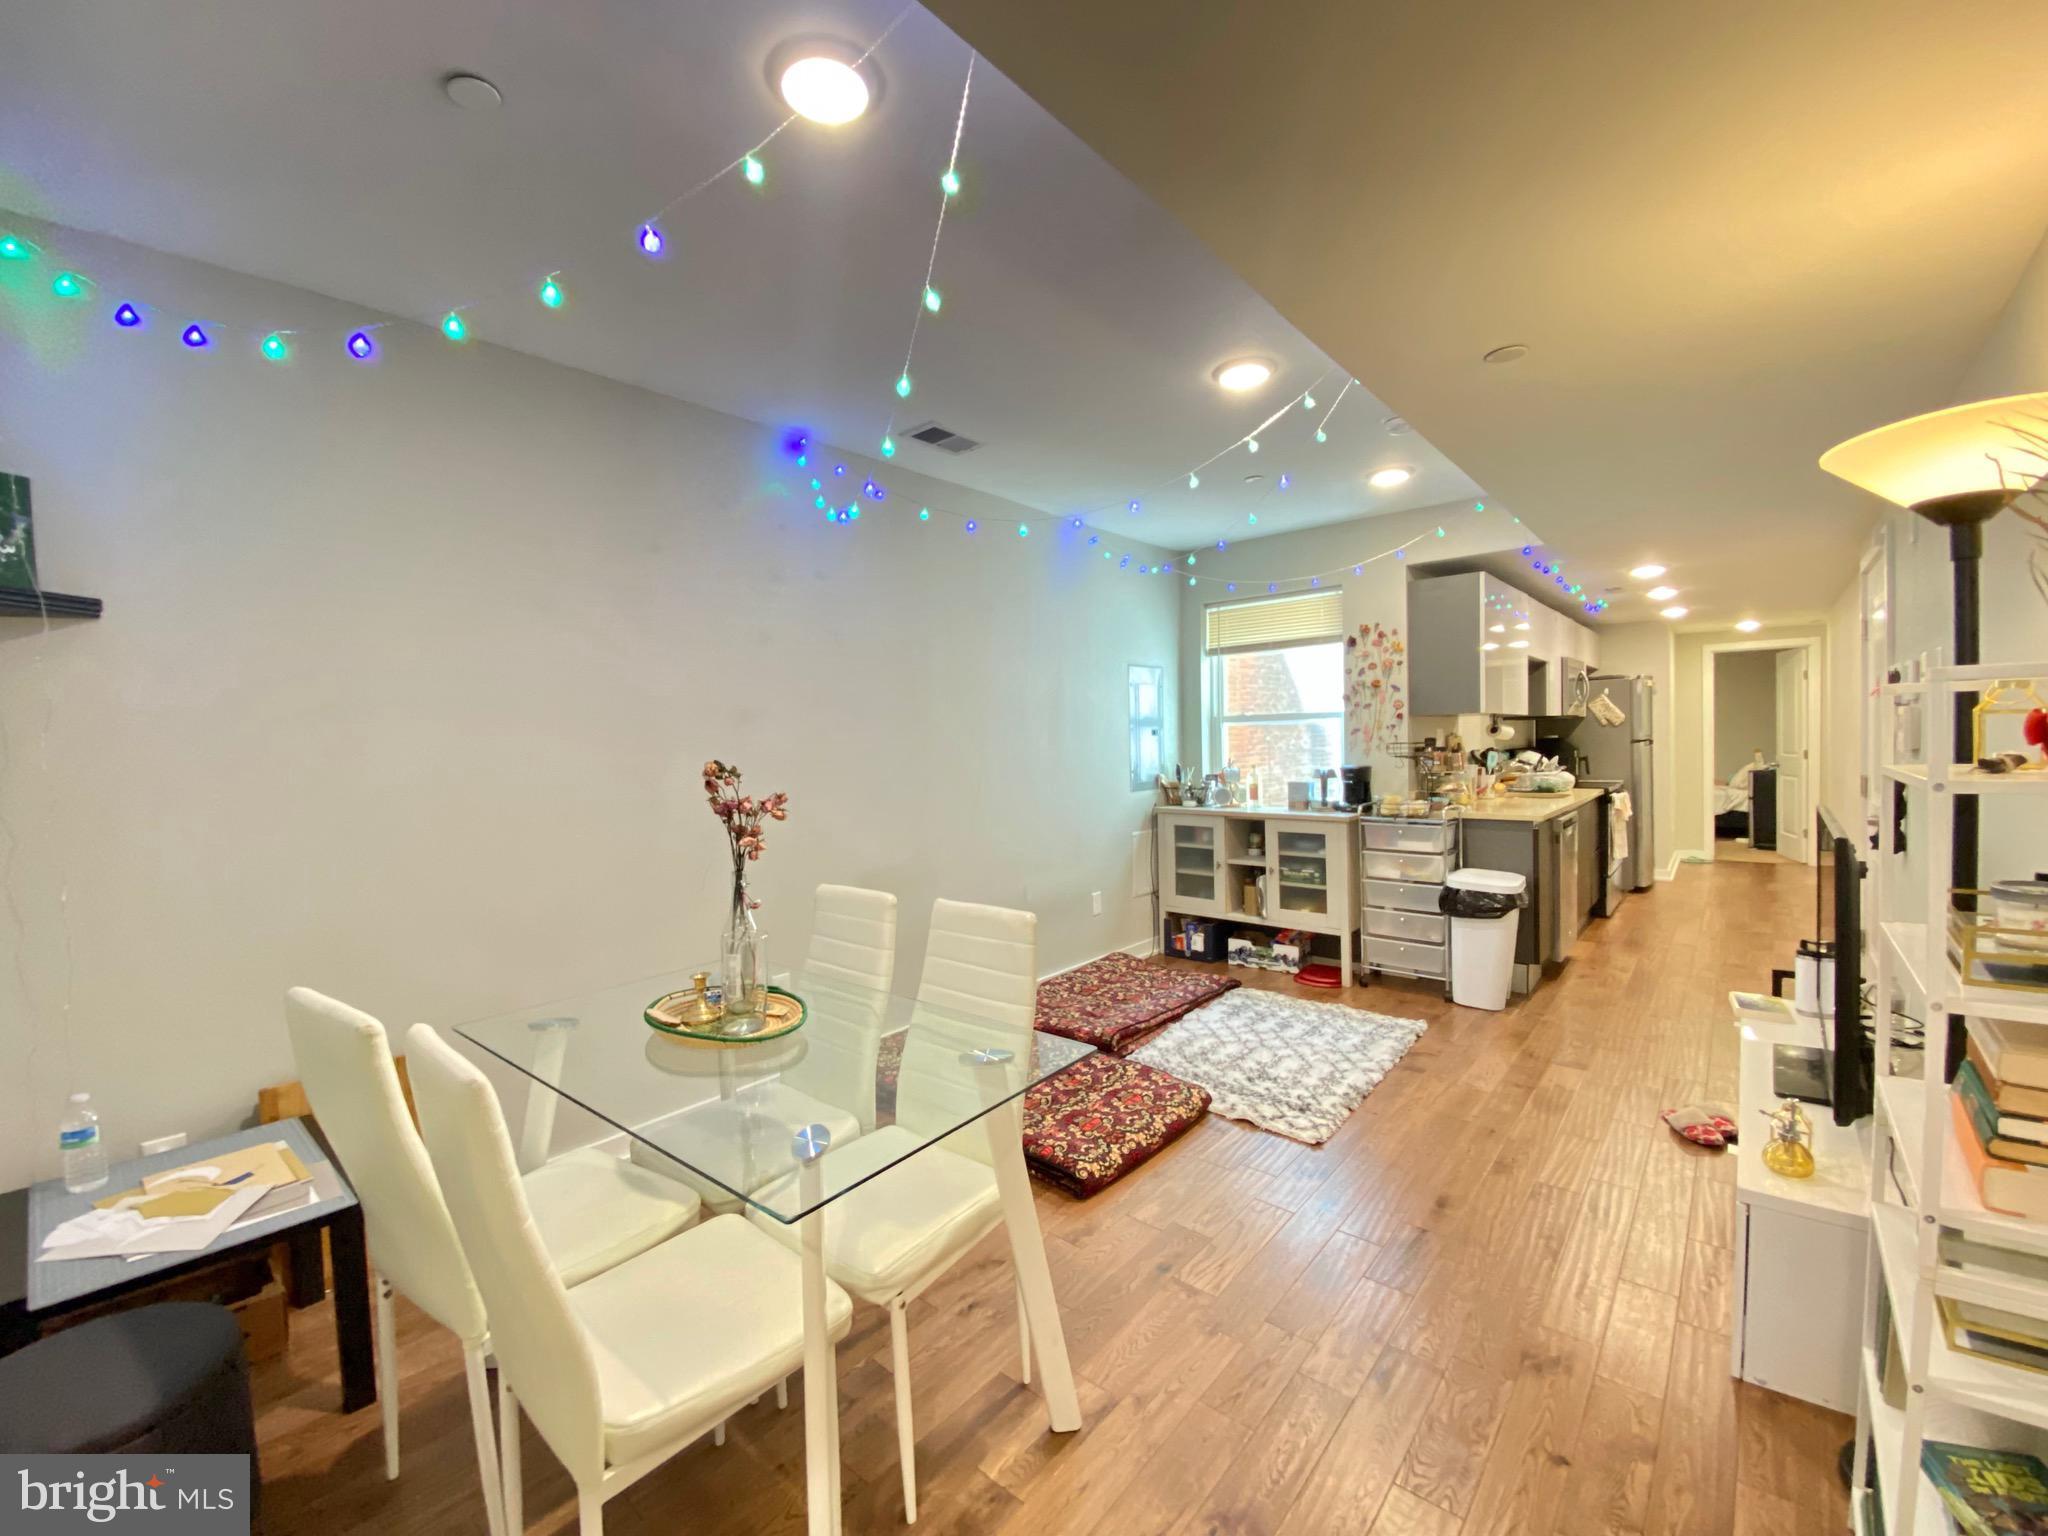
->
[1919, 1441, 2048, 1536]
[1951, 1025, 2048, 1221]
[1938, 1294, 2048, 1375]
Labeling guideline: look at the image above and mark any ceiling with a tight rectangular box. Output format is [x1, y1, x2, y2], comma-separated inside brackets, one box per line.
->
[0, 0, 1481, 551]
[920, 0, 2048, 624]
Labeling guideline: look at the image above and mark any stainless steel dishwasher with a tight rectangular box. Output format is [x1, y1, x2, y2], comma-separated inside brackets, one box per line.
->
[1552, 811, 1582, 961]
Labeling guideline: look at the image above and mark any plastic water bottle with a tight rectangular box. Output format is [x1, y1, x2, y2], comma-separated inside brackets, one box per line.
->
[60, 1092, 109, 1193]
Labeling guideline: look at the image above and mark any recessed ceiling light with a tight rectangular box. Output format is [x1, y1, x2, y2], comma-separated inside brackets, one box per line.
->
[1383, 415, 1412, 436]
[1513, 622, 1530, 631]
[442, 73, 502, 109]
[1735, 619, 1762, 633]
[1213, 358, 1274, 393]
[1481, 642, 1501, 651]
[1488, 624, 1505, 633]
[1507, 639, 1530, 649]
[1645, 585, 1677, 601]
[1661, 606, 1689, 620]
[779, 52, 871, 125]
[1368, 467, 1413, 489]
[1483, 344, 1529, 365]
[1628, 564, 1666, 580]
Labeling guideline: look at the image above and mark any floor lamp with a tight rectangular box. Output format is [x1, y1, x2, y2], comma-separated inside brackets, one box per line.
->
[1820, 389, 2048, 1075]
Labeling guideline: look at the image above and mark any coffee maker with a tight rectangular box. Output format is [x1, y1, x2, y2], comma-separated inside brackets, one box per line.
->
[1338, 764, 1372, 811]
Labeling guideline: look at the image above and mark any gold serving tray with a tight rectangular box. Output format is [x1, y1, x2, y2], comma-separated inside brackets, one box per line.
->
[645, 985, 807, 1044]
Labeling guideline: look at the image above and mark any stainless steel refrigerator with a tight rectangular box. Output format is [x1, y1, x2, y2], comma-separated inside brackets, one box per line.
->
[1577, 674, 1656, 892]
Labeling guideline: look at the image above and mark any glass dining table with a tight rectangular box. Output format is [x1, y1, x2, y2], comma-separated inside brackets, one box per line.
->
[455, 966, 1095, 1536]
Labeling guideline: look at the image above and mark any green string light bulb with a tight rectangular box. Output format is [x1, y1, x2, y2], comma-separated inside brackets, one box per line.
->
[922, 286, 942, 313]
[918, 508, 931, 522]
[1247, 437, 1260, 454]
[0, 234, 34, 261]
[51, 271, 86, 298]
[1248, 511, 1259, 525]
[742, 155, 765, 187]
[1302, 394, 1316, 410]
[441, 311, 468, 342]
[941, 169, 961, 196]
[895, 373, 912, 399]
[261, 333, 291, 362]
[539, 275, 564, 309]
[1315, 429, 1328, 444]
[880, 435, 896, 458]
[1017, 523, 1029, 538]
[1188, 472, 1200, 489]
[1186, 553, 1197, 566]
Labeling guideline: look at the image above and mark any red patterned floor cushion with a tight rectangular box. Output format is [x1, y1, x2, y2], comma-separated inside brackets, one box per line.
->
[1022, 1053, 1211, 1198]
[1033, 952, 1238, 1056]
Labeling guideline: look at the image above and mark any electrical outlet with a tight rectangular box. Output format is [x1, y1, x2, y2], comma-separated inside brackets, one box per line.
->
[1091, 890, 1103, 915]
[140, 1132, 188, 1156]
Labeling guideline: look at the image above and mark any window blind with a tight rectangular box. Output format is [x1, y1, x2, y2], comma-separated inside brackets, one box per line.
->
[1203, 590, 1344, 655]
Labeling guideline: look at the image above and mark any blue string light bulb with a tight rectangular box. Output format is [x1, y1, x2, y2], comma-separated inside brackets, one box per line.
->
[539, 275, 564, 309]
[637, 224, 665, 257]
[113, 303, 142, 328]
[347, 331, 375, 360]
[964, 519, 976, 532]
[180, 324, 209, 348]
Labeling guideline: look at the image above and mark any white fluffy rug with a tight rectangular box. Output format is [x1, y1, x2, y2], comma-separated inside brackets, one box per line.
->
[1130, 987, 1427, 1145]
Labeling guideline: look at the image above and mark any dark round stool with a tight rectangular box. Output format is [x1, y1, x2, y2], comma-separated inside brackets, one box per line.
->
[0, 1301, 260, 1511]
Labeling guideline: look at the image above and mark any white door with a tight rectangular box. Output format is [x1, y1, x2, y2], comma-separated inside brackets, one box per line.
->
[1775, 648, 1809, 861]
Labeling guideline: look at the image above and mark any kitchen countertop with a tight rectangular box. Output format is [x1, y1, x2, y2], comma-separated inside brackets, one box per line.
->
[1153, 804, 1359, 822]
[1457, 786, 1608, 825]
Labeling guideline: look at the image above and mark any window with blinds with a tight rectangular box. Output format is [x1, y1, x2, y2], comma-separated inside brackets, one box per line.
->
[1202, 590, 1344, 655]
[1203, 591, 1347, 784]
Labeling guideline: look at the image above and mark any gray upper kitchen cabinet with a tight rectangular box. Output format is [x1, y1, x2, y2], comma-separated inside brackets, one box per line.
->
[1409, 573, 1530, 715]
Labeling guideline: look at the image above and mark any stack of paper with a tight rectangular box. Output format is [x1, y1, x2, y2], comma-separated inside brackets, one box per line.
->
[39, 1140, 314, 1263]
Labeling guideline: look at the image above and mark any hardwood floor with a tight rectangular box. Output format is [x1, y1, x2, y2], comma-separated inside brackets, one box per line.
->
[250, 860, 1851, 1535]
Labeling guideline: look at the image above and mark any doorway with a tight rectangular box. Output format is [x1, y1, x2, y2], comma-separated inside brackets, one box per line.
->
[1702, 638, 1821, 864]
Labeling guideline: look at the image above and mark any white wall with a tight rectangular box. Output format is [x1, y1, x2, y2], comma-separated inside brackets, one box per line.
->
[1712, 650, 1778, 780]
[0, 216, 1181, 1185]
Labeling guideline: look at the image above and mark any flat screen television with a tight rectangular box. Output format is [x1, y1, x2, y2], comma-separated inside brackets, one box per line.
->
[1818, 805, 1873, 1126]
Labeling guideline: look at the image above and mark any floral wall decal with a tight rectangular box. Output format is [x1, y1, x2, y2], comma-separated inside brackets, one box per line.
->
[1345, 622, 1406, 756]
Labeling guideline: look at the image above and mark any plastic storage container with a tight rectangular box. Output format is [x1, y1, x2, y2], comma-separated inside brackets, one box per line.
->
[1441, 869, 1527, 1011]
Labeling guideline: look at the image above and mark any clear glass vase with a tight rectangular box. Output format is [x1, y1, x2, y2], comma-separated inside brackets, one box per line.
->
[721, 889, 764, 1027]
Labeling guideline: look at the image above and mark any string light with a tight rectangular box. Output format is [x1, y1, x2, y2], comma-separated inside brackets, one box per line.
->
[112, 303, 142, 328]
[1216, 540, 1227, 551]
[918, 508, 930, 521]
[1247, 437, 1259, 454]
[1226, 583, 1237, 593]
[883, 52, 975, 462]
[0, 234, 35, 260]
[1302, 394, 1315, 410]
[965, 519, 977, 533]
[1128, 500, 1141, 513]
[742, 155, 765, 187]
[51, 271, 87, 299]
[1315, 430, 1327, 444]
[180, 324, 209, 348]
[261, 333, 290, 361]
[347, 331, 375, 360]
[638, 224, 665, 257]
[539, 275, 564, 309]
[1278, 473, 1291, 490]
[1188, 473, 1199, 489]
[441, 312, 468, 342]
[1017, 523, 1029, 537]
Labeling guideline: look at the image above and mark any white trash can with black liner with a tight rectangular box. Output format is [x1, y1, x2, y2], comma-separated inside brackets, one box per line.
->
[1440, 868, 1527, 1011]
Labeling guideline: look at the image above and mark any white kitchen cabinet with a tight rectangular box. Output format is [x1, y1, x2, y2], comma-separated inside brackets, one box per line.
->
[1160, 813, 1224, 917]
[1271, 824, 1342, 923]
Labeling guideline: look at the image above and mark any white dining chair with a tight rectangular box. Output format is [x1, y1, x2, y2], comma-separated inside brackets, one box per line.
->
[746, 898, 1060, 1524]
[407, 1024, 853, 1536]
[284, 988, 700, 1536]
[629, 884, 899, 1208]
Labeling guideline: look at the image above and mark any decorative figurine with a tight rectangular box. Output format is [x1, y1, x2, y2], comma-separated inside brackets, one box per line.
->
[1760, 1099, 1816, 1179]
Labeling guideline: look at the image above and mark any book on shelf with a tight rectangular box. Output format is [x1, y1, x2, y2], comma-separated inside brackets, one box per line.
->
[1920, 1441, 2048, 1536]
[1950, 1091, 2048, 1220]
[1937, 1293, 2048, 1372]
[1968, 1033, 2048, 1123]
[1972, 1019, 2048, 1095]
[1942, 1229, 2048, 1289]
[1958, 1061, 2048, 1165]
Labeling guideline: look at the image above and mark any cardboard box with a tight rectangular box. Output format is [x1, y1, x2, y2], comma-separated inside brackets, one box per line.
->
[1227, 929, 1303, 973]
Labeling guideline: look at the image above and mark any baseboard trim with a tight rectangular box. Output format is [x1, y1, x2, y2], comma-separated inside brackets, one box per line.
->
[1662, 850, 1709, 879]
[1657, 853, 1687, 881]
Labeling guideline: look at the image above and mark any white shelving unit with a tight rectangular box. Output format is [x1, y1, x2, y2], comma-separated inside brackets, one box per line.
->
[1854, 660, 2048, 1536]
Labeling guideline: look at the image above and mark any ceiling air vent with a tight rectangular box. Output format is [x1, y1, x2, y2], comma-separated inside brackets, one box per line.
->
[903, 421, 980, 454]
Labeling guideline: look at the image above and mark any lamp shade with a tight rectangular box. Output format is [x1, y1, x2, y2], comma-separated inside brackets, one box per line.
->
[1820, 391, 2048, 511]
